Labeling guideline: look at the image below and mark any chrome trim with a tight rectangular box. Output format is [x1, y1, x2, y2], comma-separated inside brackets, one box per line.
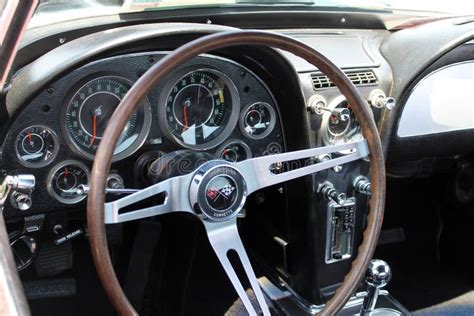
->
[104, 173, 194, 224]
[157, 67, 241, 151]
[239, 102, 277, 140]
[46, 160, 90, 204]
[236, 139, 369, 195]
[14, 125, 59, 168]
[61, 75, 153, 162]
[204, 218, 270, 316]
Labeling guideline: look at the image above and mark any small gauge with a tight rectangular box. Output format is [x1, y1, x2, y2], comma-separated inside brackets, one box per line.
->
[15, 125, 58, 167]
[321, 97, 363, 154]
[216, 140, 252, 162]
[47, 160, 90, 204]
[240, 102, 276, 140]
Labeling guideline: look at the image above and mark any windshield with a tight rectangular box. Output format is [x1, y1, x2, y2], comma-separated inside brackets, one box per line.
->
[28, 0, 474, 29]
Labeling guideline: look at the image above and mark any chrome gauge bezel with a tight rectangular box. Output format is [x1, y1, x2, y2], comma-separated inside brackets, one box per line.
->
[157, 67, 240, 150]
[215, 139, 252, 162]
[14, 125, 59, 168]
[47, 160, 90, 204]
[320, 95, 363, 154]
[239, 102, 276, 140]
[61, 75, 152, 162]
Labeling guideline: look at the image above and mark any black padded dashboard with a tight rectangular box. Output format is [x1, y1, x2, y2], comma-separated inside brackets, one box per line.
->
[0, 51, 288, 218]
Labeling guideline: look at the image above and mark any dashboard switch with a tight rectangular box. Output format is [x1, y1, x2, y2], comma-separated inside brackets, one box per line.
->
[318, 182, 347, 205]
[369, 89, 396, 110]
[307, 94, 327, 115]
[107, 174, 125, 190]
[10, 191, 32, 211]
[354, 176, 372, 197]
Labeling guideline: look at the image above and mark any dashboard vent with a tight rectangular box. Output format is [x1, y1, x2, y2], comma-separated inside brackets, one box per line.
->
[311, 70, 377, 90]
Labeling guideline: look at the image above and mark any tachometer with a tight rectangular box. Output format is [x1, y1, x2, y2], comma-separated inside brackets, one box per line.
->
[62, 76, 152, 161]
[159, 69, 239, 150]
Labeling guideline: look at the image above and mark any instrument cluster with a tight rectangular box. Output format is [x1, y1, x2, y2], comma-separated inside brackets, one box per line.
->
[3, 53, 283, 211]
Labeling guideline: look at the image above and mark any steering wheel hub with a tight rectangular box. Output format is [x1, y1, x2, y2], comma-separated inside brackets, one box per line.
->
[189, 161, 247, 221]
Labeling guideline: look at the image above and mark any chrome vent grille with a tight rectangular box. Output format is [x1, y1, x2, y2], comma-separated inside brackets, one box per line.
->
[310, 70, 377, 90]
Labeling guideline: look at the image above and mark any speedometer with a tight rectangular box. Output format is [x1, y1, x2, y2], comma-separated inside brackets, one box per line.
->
[62, 76, 152, 161]
[159, 69, 239, 150]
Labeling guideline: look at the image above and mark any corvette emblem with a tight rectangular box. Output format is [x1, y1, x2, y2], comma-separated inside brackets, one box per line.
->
[206, 179, 237, 211]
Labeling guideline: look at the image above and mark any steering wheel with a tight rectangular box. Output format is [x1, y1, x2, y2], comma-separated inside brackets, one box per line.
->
[87, 30, 385, 316]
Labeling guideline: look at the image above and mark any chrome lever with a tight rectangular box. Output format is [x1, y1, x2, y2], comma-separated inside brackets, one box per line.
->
[76, 185, 139, 196]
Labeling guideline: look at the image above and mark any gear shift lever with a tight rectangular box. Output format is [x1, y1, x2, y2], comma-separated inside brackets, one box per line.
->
[361, 259, 391, 315]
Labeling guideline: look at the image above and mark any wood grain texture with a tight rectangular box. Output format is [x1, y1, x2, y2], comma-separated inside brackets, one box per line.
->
[87, 30, 386, 315]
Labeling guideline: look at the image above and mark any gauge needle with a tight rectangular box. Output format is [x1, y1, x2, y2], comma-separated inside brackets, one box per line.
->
[183, 105, 189, 131]
[27, 132, 32, 143]
[89, 113, 97, 147]
[64, 167, 69, 177]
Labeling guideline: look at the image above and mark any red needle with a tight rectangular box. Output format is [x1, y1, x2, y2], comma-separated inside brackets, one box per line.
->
[28, 132, 32, 142]
[89, 113, 97, 147]
[64, 167, 69, 177]
[183, 106, 189, 131]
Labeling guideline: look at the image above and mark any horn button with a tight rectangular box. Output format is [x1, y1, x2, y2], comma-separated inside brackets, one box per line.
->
[189, 161, 247, 222]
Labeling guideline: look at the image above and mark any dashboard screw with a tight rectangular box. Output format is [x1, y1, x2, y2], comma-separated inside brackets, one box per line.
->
[47, 87, 54, 94]
[148, 56, 156, 63]
[206, 18, 212, 24]
[59, 37, 66, 44]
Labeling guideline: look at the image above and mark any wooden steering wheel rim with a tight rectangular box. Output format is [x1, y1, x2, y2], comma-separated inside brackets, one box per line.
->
[87, 30, 386, 316]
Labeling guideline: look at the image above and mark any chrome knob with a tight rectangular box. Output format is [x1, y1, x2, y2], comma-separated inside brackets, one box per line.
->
[366, 259, 391, 288]
[10, 191, 32, 211]
[354, 176, 372, 197]
[369, 89, 396, 110]
[107, 174, 125, 190]
[307, 94, 327, 115]
[361, 259, 392, 314]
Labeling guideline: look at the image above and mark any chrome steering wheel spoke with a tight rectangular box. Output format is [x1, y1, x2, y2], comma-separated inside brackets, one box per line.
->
[203, 218, 270, 316]
[236, 139, 369, 194]
[104, 173, 194, 224]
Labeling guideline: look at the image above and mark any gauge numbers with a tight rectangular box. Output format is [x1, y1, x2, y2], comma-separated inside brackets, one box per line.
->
[160, 69, 239, 150]
[47, 160, 89, 204]
[15, 125, 58, 168]
[63, 76, 151, 161]
[240, 102, 276, 140]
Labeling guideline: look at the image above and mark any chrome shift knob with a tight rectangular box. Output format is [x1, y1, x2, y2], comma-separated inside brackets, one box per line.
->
[361, 259, 391, 315]
[366, 259, 391, 288]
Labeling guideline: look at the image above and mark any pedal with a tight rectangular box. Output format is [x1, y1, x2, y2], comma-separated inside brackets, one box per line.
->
[23, 278, 76, 300]
[35, 241, 72, 277]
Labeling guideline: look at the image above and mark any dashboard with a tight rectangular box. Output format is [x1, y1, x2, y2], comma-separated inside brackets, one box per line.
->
[0, 14, 473, 310]
[1, 53, 284, 215]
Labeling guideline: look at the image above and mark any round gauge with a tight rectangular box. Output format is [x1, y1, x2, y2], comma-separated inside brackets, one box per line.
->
[321, 96, 363, 153]
[62, 76, 152, 161]
[47, 160, 90, 204]
[159, 69, 240, 150]
[216, 140, 252, 162]
[15, 125, 59, 168]
[240, 102, 276, 140]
